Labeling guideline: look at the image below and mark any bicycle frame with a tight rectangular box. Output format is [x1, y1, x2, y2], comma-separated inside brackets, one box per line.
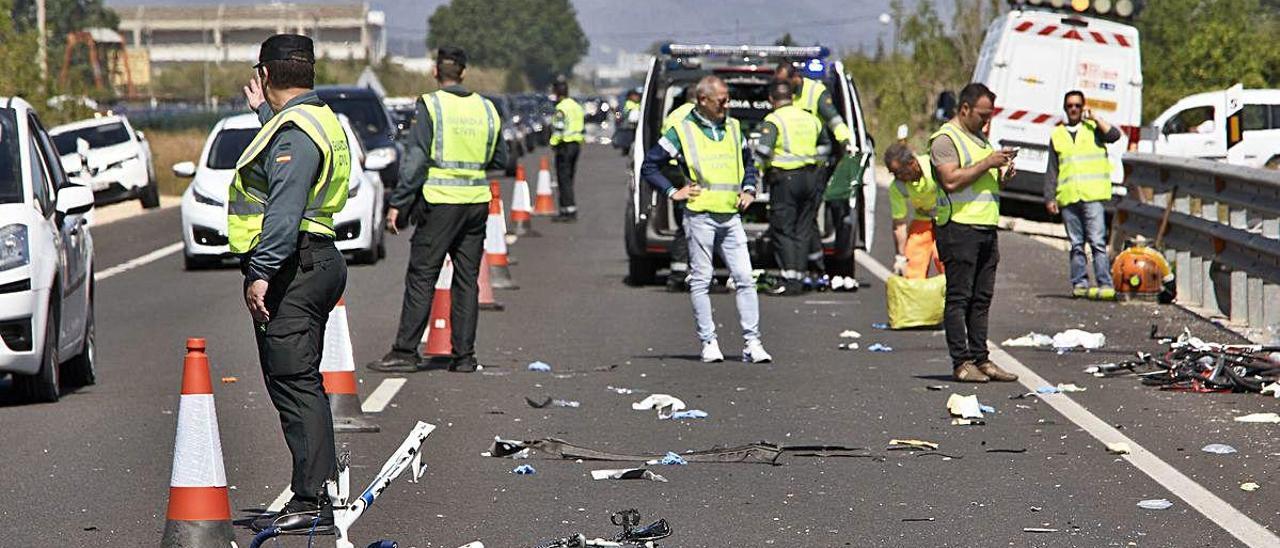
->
[332, 421, 437, 548]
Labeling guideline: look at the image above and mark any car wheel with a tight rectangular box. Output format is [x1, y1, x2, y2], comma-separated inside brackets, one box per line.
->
[183, 253, 213, 271]
[64, 294, 96, 387]
[15, 304, 60, 403]
[140, 177, 161, 209]
[376, 223, 387, 260]
[353, 216, 380, 264]
[627, 256, 659, 287]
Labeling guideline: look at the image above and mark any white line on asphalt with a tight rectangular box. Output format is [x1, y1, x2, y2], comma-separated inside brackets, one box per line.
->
[96, 242, 183, 281]
[266, 486, 294, 513]
[853, 250, 1279, 547]
[361, 378, 407, 413]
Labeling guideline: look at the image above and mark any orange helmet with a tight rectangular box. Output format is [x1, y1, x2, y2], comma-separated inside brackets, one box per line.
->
[1112, 246, 1171, 294]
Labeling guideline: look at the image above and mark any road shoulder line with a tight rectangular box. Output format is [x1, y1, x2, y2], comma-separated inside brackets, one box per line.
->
[96, 242, 183, 281]
[362, 378, 407, 414]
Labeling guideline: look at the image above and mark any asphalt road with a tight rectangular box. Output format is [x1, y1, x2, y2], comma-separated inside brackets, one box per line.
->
[1, 144, 1276, 547]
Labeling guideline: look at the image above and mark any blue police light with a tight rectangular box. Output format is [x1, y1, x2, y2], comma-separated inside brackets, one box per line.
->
[806, 58, 825, 73]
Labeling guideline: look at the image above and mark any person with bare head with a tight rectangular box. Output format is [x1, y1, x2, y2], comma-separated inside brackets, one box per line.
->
[883, 142, 942, 279]
[639, 75, 772, 364]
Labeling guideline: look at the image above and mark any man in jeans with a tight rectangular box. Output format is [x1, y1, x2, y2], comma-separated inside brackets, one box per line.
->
[1045, 90, 1120, 299]
[640, 75, 772, 364]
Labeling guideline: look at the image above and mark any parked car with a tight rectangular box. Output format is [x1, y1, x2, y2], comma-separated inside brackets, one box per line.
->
[383, 96, 417, 142]
[483, 94, 525, 176]
[0, 96, 98, 403]
[50, 114, 160, 208]
[315, 86, 402, 191]
[174, 112, 386, 270]
[1139, 87, 1280, 169]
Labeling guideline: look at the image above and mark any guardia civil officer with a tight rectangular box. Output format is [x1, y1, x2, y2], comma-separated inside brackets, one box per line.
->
[235, 34, 350, 533]
[550, 80, 585, 222]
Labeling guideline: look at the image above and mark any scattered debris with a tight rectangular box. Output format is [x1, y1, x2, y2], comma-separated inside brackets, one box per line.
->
[840, 330, 863, 339]
[668, 409, 708, 420]
[481, 438, 785, 464]
[511, 464, 536, 475]
[1057, 383, 1087, 392]
[926, 385, 949, 391]
[1241, 482, 1260, 492]
[1031, 383, 1086, 396]
[1137, 498, 1173, 510]
[980, 404, 996, 414]
[1036, 386, 1060, 395]
[632, 394, 687, 419]
[1234, 412, 1280, 423]
[872, 322, 889, 330]
[838, 342, 860, 351]
[867, 343, 894, 352]
[590, 468, 668, 482]
[946, 394, 984, 419]
[527, 361, 552, 372]
[1106, 442, 1132, 455]
[655, 452, 687, 466]
[1052, 329, 1106, 350]
[984, 448, 1026, 454]
[1263, 382, 1279, 398]
[606, 386, 637, 395]
[1201, 443, 1238, 455]
[1002, 332, 1053, 347]
[525, 397, 580, 409]
[951, 418, 985, 426]
[220, 376, 238, 384]
[481, 437, 530, 459]
[1023, 528, 1059, 533]
[901, 517, 935, 522]
[888, 439, 939, 451]
[1083, 364, 1109, 376]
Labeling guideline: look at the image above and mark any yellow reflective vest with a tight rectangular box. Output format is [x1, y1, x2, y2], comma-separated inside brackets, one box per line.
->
[420, 90, 500, 204]
[551, 97, 585, 145]
[929, 121, 999, 226]
[763, 104, 821, 171]
[1050, 121, 1112, 206]
[889, 154, 939, 222]
[675, 117, 745, 214]
[227, 103, 350, 254]
[795, 77, 851, 143]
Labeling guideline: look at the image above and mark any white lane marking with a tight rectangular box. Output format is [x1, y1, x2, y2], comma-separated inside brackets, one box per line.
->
[361, 378, 407, 413]
[96, 242, 183, 281]
[266, 487, 294, 513]
[853, 250, 1279, 547]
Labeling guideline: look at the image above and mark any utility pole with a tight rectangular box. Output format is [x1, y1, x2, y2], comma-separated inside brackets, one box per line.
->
[37, 0, 48, 80]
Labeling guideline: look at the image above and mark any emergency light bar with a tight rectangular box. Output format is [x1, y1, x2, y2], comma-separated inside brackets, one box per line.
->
[1008, 0, 1141, 19]
[662, 43, 830, 59]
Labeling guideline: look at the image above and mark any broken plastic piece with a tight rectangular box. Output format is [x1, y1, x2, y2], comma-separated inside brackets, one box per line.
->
[480, 437, 530, 459]
[838, 342, 860, 350]
[839, 330, 862, 339]
[527, 361, 551, 372]
[1106, 442, 1132, 455]
[1036, 386, 1060, 395]
[1057, 383, 1087, 392]
[1051, 329, 1106, 350]
[872, 322, 888, 330]
[867, 343, 893, 352]
[888, 439, 939, 451]
[512, 464, 536, 475]
[1137, 498, 1173, 510]
[926, 385, 949, 391]
[1201, 443, 1238, 455]
[1241, 482, 1260, 492]
[979, 404, 996, 414]
[482, 437, 785, 464]
[946, 394, 983, 419]
[632, 394, 687, 419]
[950, 418, 985, 426]
[1023, 528, 1058, 533]
[590, 468, 668, 482]
[1002, 332, 1052, 347]
[220, 376, 238, 383]
[1234, 412, 1280, 423]
[658, 452, 687, 466]
[606, 386, 636, 395]
[1262, 382, 1280, 398]
[668, 409, 708, 420]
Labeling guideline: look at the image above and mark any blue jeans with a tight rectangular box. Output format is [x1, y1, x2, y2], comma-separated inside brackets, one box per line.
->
[1061, 200, 1113, 288]
[685, 212, 761, 343]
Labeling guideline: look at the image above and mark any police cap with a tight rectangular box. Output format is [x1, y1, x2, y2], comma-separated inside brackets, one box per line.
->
[256, 34, 315, 68]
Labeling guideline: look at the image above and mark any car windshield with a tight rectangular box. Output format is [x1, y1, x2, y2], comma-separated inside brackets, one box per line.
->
[206, 128, 257, 169]
[325, 97, 389, 144]
[0, 109, 21, 204]
[52, 121, 132, 152]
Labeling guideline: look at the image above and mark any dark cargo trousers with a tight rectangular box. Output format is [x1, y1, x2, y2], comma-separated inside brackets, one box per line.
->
[392, 202, 488, 358]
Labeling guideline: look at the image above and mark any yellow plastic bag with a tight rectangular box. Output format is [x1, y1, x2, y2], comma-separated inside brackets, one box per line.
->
[886, 274, 945, 329]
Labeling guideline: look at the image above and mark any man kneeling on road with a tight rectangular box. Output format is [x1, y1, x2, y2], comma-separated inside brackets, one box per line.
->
[640, 75, 772, 364]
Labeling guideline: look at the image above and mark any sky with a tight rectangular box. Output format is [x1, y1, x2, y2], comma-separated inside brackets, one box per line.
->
[104, 0, 943, 62]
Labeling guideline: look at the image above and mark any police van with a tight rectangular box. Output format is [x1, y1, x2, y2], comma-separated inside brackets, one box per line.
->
[624, 44, 876, 285]
[972, 1, 1143, 208]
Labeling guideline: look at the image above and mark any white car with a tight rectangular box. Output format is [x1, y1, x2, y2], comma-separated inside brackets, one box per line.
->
[50, 114, 160, 208]
[1140, 87, 1280, 168]
[175, 112, 386, 270]
[0, 97, 98, 403]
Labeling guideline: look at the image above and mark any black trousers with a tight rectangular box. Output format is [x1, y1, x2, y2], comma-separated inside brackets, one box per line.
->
[935, 222, 999, 368]
[554, 142, 582, 213]
[768, 167, 821, 278]
[392, 202, 488, 358]
[250, 236, 346, 501]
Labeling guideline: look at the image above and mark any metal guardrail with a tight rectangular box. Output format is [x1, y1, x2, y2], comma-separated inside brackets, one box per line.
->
[1115, 152, 1280, 338]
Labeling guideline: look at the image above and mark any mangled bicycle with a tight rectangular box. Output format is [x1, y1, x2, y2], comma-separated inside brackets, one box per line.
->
[1090, 326, 1280, 393]
[531, 509, 672, 548]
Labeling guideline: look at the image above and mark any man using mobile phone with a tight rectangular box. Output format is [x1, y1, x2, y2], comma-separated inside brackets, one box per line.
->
[929, 82, 1018, 383]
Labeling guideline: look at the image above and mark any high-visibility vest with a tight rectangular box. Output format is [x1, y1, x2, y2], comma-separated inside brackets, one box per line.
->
[420, 90, 500, 204]
[661, 102, 695, 133]
[227, 103, 350, 254]
[889, 154, 939, 221]
[676, 117, 744, 214]
[763, 104, 822, 171]
[929, 121, 999, 226]
[795, 77, 851, 143]
[551, 97, 585, 145]
[622, 99, 641, 126]
[1050, 121, 1112, 206]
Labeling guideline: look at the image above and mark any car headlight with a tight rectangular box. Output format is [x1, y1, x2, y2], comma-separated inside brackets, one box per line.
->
[0, 224, 30, 272]
[367, 147, 397, 165]
[192, 188, 224, 207]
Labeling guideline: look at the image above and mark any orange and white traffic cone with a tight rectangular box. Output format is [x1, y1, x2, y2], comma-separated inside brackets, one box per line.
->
[533, 156, 557, 216]
[161, 338, 234, 548]
[509, 165, 538, 237]
[321, 298, 380, 433]
[420, 256, 453, 357]
[478, 253, 505, 311]
[485, 185, 519, 290]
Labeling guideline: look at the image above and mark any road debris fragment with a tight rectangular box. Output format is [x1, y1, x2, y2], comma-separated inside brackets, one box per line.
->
[1051, 329, 1106, 350]
[839, 330, 862, 339]
[1241, 482, 1260, 492]
[888, 439, 939, 451]
[527, 361, 551, 372]
[1234, 412, 1280, 423]
[632, 394, 687, 419]
[946, 394, 984, 419]
[1023, 527, 1059, 533]
[1137, 498, 1173, 510]
[1106, 442, 1132, 455]
[668, 409, 708, 420]
[220, 376, 238, 383]
[1002, 332, 1052, 347]
[838, 342, 860, 350]
[590, 468, 668, 482]
[867, 343, 893, 352]
[1201, 443, 1238, 455]
[511, 464, 536, 475]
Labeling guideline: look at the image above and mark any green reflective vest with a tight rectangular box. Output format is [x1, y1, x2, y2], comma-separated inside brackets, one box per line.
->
[1050, 121, 1112, 206]
[889, 154, 939, 222]
[420, 90, 500, 204]
[763, 104, 822, 171]
[227, 103, 350, 254]
[551, 97, 585, 146]
[930, 121, 999, 226]
[677, 117, 744, 214]
[795, 77, 851, 143]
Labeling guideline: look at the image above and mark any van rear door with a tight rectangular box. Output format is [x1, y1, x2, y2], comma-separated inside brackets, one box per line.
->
[833, 61, 876, 250]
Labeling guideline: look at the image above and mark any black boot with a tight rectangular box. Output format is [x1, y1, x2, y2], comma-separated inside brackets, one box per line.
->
[250, 496, 334, 535]
[366, 350, 422, 372]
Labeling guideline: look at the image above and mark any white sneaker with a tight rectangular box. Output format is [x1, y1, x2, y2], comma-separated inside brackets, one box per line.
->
[743, 339, 772, 363]
[700, 339, 725, 363]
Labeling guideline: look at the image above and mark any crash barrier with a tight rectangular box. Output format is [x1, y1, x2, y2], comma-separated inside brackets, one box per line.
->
[1114, 152, 1280, 338]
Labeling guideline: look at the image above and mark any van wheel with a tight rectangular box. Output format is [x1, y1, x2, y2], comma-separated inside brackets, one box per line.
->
[626, 256, 658, 286]
[15, 305, 60, 403]
[64, 296, 96, 387]
[140, 178, 161, 209]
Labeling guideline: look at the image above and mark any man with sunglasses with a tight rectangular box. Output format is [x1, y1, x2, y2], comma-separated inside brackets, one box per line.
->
[1045, 90, 1121, 300]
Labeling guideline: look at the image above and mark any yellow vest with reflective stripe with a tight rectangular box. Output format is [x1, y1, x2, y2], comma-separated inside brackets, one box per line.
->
[929, 121, 999, 226]
[227, 103, 350, 254]
[764, 104, 821, 171]
[551, 97, 585, 145]
[889, 154, 939, 221]
[421, 91, 499, 204]
[662, 102, 695, 133]
[677, 117, 744, 214]
[795, 77, 851, 143]
[1050, 121, 1112, 206]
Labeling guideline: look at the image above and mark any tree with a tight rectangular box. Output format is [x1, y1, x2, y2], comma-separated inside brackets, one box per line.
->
[11, 0, 118, 62]
[0, 0, 43, 100]
[427, 0, 589, 90]
[774, 32, 796, 46]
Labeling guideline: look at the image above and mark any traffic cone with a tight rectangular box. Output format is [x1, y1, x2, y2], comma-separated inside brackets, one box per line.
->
[485, 185, 519, 290]
[321, 298, 380, 433]
[533, 156, 557, 216]
[478, 253, 505, 311]
[510, 165, 538, 237]
[162, 338, 234, 548]
[420, 256, 453, 357]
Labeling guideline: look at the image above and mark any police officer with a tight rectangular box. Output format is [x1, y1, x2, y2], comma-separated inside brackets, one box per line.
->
[755, 80, 830, 295]
[660, 84, 697, 292]
[615, 88, 641, 155]
[550, 80, 585, 221]
[929, 83, 1017, 384]
[366, 47, 507, 373]
[235, 34, 349, 533]
[884, 142, 942, 279]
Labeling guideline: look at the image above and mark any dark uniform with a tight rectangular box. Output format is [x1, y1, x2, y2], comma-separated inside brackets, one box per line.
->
[756, 102, 832, 292]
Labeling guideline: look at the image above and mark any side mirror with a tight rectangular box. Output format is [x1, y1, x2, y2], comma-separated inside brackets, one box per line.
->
[56, 184, 95, 216]
[172, 161, 196, 178]
[135, 130, 146, 141]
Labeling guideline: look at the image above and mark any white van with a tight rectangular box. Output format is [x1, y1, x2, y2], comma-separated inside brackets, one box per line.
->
[1140, 88, 1280, 168]
[971, 8, 1143, 205]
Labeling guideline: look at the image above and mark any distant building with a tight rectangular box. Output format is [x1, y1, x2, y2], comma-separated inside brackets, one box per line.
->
[118, 2, 386, 65]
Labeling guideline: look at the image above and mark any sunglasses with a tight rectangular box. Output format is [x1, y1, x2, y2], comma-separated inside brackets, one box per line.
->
[1065, 103, 1084, 110]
